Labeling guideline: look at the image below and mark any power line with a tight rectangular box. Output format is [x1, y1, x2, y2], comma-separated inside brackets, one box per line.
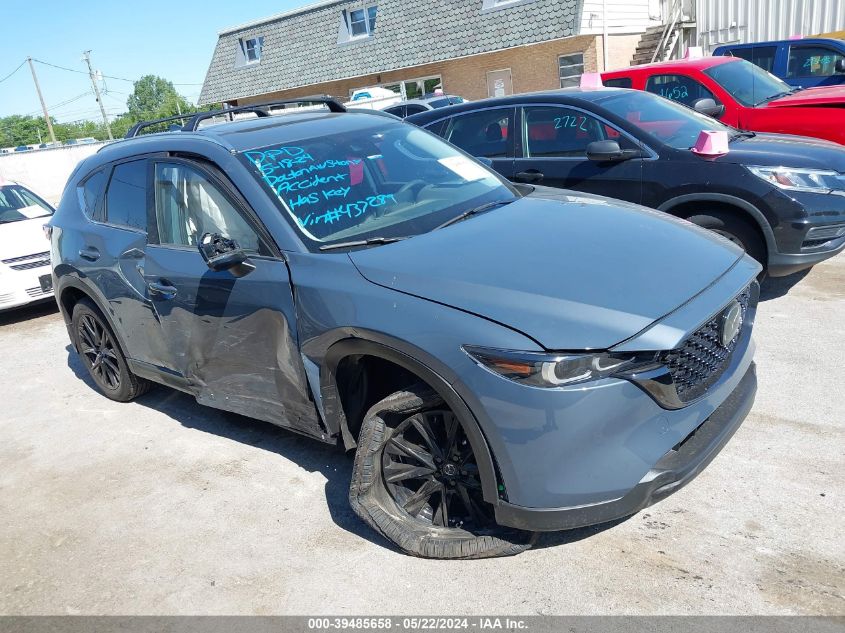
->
[0, 59, 27, 84]
[31, 58, 203, 86]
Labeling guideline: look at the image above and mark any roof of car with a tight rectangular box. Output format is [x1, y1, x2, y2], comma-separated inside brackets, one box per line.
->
[603, 56, 739, 76]
[713, 37, 845, 49]
[96, 109, 399, 159]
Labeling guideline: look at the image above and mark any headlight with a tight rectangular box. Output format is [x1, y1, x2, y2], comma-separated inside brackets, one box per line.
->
[463, 346, 659, 388]
[747, 166, 845, 195]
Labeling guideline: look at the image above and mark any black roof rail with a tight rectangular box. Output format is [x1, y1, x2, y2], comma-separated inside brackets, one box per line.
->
[125, 113, 194, 139]
[180, 96, 347, 132]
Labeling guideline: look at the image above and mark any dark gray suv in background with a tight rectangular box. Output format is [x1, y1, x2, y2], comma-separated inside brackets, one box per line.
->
[49, 99, 761, 559]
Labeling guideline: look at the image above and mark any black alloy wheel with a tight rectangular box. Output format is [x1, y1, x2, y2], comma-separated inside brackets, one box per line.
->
[77, 313, 121, 391]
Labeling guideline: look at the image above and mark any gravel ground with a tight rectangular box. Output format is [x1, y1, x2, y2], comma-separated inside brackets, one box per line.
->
[0, 253, 843, 615]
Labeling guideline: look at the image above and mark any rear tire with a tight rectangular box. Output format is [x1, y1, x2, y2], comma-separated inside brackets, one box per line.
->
[71, 299, 151, 402]
[349, 384, 536, 559]
[686, 211, 766, 268]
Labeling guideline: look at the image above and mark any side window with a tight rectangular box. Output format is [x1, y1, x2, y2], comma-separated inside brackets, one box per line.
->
[522, 106, 634, 158]
[77, 168, 108, 221]
[105, 160, 148, 232]
[405, 104, 428, 115]
[724, 46, 777, 73]
[424, 119, 449, 138]
[153, 162, 268, 255]
[443, 109, 513, 158]
[645, 74, 716, 107]
[604, 77, 632, 89]
[788, 46, 845, 78]
[384, 105, 406, 117]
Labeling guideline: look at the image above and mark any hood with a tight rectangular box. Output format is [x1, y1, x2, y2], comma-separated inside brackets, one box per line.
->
[715, 132, 845, 171]
[0, 216, 52, 261]
[765, 85, 845, 108]
[349, 196, 743, 350]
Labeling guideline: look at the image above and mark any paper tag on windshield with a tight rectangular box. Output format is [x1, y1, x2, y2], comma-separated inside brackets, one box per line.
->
[438, 156, 490, 182]
[17, 205, 48, 219]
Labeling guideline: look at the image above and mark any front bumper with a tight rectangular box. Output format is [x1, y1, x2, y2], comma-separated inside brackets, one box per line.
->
[769, 235, 845, 277]
[494, 362, 756, 531]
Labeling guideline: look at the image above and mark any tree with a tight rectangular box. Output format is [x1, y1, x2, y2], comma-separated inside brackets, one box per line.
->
[127, 75, 194, 120]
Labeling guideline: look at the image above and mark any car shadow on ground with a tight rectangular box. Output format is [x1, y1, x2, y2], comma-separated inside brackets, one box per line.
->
[0, 300, 58, 327]
[759, 269, 809, 301]
[64, 344, 396, 552]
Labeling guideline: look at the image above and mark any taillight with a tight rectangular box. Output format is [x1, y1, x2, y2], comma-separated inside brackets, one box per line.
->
[43, 224, 53, 240]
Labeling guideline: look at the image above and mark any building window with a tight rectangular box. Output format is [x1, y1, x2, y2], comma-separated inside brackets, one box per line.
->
[481, 0, 537, 13]
[353, 75, 442, 101]
[339, 5, 377, 42]
[235, 36, 264, 67]
[559, 53, 584, 88]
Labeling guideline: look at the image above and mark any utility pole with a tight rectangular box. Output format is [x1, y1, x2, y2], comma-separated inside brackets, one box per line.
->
[26, 57, 57, 144]
[82, 50, 113, 140]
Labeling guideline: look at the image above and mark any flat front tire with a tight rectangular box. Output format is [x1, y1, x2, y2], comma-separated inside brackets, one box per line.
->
[349, 384, 535, 559]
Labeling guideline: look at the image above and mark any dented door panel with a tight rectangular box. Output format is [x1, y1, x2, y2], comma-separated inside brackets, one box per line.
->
[143, 244, 324, 438]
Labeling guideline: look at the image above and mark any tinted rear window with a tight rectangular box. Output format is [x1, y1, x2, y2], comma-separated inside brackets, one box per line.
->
[105, 160, 148, 231]
[604, 77, 632, 89]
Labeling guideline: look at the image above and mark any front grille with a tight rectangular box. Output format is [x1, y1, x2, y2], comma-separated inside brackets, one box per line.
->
[2, 251, 49, 265]
[25, 287, 50, 298]
[660, 286, 752, 403]
[9, 258, 50, 271]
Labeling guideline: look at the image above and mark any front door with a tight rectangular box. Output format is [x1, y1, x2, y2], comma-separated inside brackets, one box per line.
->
[143, 158, 322, 438]
[514, 105, 644, 203]
[486, 69, 513, 98]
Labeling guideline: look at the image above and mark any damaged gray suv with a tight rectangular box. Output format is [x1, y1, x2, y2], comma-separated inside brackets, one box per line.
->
[49, 98, 760, 558]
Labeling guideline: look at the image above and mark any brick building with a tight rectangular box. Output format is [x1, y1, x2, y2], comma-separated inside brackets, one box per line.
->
[199, 0, 659, 107]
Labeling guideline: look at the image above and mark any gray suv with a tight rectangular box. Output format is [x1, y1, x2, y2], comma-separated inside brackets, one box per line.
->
[49, 99, 761, 559]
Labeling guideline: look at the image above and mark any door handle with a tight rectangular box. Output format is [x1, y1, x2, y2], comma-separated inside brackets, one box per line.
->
[78, 246, 100, 262]
[147, 281, 178, 300]
[514, 170, 544, 183]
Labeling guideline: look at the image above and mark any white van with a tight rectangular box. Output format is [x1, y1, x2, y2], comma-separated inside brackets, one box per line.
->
[0, 181, 55, 311]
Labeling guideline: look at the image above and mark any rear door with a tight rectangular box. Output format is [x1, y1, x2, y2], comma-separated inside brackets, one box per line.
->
[437, 106, 517, 180]
[513, 104, 644, 203]
[142, 157, 321, 437]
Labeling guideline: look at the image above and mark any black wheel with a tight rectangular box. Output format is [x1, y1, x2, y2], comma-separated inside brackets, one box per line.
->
[71, 299, 151, 402]
[349, 384, 536, 559]
[686, 211, 766, 267]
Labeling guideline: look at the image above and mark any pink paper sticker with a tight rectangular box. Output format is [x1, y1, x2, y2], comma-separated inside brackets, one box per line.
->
[684, 46, 704, 59]
[692, 130, 729, 157]
[579, 73, 603, 90]
[788, 33, 803, 40]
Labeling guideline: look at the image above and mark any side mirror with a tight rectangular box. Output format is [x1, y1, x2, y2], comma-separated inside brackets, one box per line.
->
[835, 58, 845, 74]
[476, 156, 494, 168]
[693, 97, 726, 118]
[586, 140, 625, 162]
[198, 233, 255, 278]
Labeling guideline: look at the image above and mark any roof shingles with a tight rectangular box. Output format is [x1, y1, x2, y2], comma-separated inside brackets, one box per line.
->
[200, 0, 583, 104]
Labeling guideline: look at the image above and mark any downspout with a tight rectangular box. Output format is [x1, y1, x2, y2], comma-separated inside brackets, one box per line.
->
[603, 0, 609, 71]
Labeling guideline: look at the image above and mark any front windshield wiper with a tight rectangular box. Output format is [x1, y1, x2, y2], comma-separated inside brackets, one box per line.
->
[434, 199, 515, 231]
[754, 87, 802, 106]
[319, 236, 407, 251]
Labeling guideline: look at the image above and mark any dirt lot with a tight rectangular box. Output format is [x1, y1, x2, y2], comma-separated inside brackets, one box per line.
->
[0, 254, 843, 615]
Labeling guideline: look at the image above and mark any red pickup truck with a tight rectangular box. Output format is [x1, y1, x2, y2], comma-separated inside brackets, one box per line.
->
[603, 56, 845, 145]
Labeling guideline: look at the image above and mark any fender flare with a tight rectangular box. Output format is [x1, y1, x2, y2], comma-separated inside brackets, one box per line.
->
[658, 193, 776, 262]
[56, 274, 133, 361]
[321, 336, 501, 505]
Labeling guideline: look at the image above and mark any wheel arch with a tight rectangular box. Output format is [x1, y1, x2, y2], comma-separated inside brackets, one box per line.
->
[658, 193, 775, 263]
[57, 277, 132, 360]
[321, 336, 501, 505]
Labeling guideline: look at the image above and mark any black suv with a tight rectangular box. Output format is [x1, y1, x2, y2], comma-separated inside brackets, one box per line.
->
[407, 88, 845, 276]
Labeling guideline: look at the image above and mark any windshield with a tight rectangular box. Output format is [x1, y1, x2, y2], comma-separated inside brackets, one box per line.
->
[0, 185, 54, 224]
[598, 90, 735, 149]
[241, 121, 515, 249]
[704, 59, 793, 106]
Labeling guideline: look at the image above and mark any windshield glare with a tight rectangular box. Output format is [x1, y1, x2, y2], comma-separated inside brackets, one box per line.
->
[0, 185, 53, 224]
[242, 123, 513, 247]
[599, 90, 734, 149]
[704, 59, 792, 106]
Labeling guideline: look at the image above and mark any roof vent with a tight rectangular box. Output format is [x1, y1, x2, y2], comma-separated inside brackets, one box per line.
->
[691, 130, 729, 157]
[579, 73, 604, 90]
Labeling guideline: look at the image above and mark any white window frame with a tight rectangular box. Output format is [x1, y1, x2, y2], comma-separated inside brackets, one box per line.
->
[235, 36, 264, 67]
[559, 53, 585, 88]
[339, 4, 378, 43]
[481, 0, 537, 13]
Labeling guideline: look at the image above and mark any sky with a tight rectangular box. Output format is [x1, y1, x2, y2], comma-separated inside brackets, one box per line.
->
[0, 0, 313, 122]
